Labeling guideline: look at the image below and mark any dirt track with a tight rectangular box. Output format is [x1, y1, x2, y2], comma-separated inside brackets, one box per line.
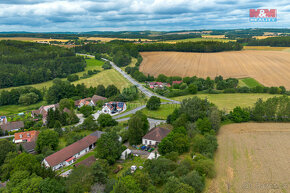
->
[139, 51, 290, 89]
[206, 123, 290, 193]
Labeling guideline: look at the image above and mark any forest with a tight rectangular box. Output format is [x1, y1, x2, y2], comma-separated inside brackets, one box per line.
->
[136, 41, 243, 52]
[0, 40, 86, 88]
[246, 36, 290, 47]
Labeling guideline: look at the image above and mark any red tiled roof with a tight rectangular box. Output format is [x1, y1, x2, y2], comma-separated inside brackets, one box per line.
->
[91, 95, 107, 104]
[0, 121, 24, 132]
[44, 135, 98, 167]
[74, 98, 91, 106]
[172, 80, 183, 84]
[143, 127, 171, 142]
[14, 130, 40, 142]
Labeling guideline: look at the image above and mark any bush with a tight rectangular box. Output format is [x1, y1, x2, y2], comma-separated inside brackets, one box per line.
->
[193, 158, 216, 178]
[146, 96, 161, 110]
[192, 134, 218, 158]
[67, 74, 79, 82]
[102, 61, 112, 70]
[230, 106, 250, 123]
[97, 114, 118, 128]
[79, 105, 93, 117]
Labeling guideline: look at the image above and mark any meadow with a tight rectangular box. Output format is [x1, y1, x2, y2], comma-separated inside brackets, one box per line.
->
[172, 93, 282, 111]
[206, 123, 290, 193]
[139, 50, 290, 89]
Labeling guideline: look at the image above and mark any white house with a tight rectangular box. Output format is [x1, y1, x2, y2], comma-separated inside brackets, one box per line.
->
[142, 127, 171, 146]
[102, 102, 126, 115]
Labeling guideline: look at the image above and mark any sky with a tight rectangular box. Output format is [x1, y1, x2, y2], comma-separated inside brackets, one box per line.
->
[0, 0, 289, 32]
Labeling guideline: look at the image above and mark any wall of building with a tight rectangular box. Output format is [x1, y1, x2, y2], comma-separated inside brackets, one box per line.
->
[142, 138, 158, 146]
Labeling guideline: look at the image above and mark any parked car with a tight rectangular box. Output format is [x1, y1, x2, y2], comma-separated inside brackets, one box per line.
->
[141, 146, 146, 150]
[145, 146, 151, 151]
[148, 148, 155, 152]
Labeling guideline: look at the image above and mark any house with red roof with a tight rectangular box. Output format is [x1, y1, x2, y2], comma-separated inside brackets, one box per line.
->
[142, 127, 171, 146]
[147, 82, 170, 89]
[74, 95, 107, 108]
[172, 80, 183, 85]
[31, 104, 59, 124]
[14, 130, 40, 144]
[43, 130, 104, 171]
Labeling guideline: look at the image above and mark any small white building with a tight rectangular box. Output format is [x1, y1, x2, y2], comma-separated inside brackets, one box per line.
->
[120, 148, 132, 160]
[102, 102, 126, 115]
[142, 127, 171, 147]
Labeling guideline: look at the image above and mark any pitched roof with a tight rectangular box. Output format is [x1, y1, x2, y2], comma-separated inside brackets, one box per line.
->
[44, 135, 98, 167]
[74, 155, 96, 167]
[91, 95, 107, 104]
[143, 127, 171, 142]
[0, 121, 24, 132]
[74, 98, 91, 106]
[172, 80, 183, 84]
[14, 130, 40, 142]
[21, 141, 36, 154]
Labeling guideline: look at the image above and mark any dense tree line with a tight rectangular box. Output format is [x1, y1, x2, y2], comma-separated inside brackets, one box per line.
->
[229, 96, 290, 122]
[247, 36, 290, 47]
[0, 87, 43, 106]
[0, 40, 86, 88]
[0, 33, 79, 39]
[136, 41, 243, 52]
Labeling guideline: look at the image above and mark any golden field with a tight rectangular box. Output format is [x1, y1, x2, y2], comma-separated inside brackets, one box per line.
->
[139, 51, 290, 89]
[206, 123, 290, 193]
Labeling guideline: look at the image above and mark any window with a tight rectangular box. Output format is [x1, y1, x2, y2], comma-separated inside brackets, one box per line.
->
[149, 141, 152, 145]
[145, 140, 147, 145]
[19, 134, 22, 138]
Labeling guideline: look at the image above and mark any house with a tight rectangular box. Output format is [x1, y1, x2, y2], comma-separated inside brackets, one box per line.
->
[90, 95, 107, 106]
[147, 82, 170, 89]
[172, 80, 183, 85]
[43, 130, 102, 171]
[74, 95, 107, 108]
[74, 97, 92, 108]
[0, 116, 7, 125]
[14, 130, 40, 144]
[102, 102, 126, 115]
[31, 104, 59, 124]
[21, 141, 37, 154]
[142, 127, 171, 146]
[0, 121, 24, 133]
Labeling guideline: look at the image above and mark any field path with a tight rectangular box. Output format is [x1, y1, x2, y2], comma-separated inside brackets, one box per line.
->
[140, 51, 290, 89]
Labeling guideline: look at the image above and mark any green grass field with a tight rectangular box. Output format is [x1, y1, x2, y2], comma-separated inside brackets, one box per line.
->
[172, 93, 282, 111]
[141, 104, 180, 120]
[239, 78, 262, 88]
[0, 101, 47, 115]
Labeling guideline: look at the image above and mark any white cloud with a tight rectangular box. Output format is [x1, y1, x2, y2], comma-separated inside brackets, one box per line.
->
[0, 0, 288, 31]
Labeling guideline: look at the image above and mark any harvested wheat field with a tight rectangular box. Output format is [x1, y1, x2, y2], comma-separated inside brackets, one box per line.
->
[206, 123, 290, 193]
[140, 51, 290, 89]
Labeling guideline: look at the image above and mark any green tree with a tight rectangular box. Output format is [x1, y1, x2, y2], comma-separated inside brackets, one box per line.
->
[105, 85, 120, 98]
[36, 130, 59, 153]
[95, 131, 123, 164]
[79, 105, 93, 117]
[18, 92, 39, 105]
[59, 98, 74, 111]
[96, 85, 106, 97]
[54, 120, 63, 136]
[156, 74, 168, 82]
[188, 83, 198, 94]
[230, 106, 250, 123]
[146, 96, 161, 110]
[196, 118, 212, 134]
[192, 134, 217, 158]
[97, 114, 118, 127]
[67, 74, 79, 82]
[181, 170, 205, 193]
[92, 159, 109, 184]
[163, 176, 195, 193]
[0, 139, 16, 167]
[66, 165, 93, 193]
[82, 115, 98, 130]
[193, 157, 216, 178]
[111, 175, 142, 193]
[40, 178, 65, 193]
[128, 111, 149, 145]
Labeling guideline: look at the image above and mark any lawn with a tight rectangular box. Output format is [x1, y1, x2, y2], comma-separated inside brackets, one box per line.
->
[0, 101, 47, 115]
[74, 69, 132, 91]
[171, 93, 282, 111]
[109, 156, 146, 178]
[239, 77, 262, 88]
[141, 104, 180, 120]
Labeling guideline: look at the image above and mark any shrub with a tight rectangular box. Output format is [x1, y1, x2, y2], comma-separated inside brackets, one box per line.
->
[146, 96, 161, 110]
